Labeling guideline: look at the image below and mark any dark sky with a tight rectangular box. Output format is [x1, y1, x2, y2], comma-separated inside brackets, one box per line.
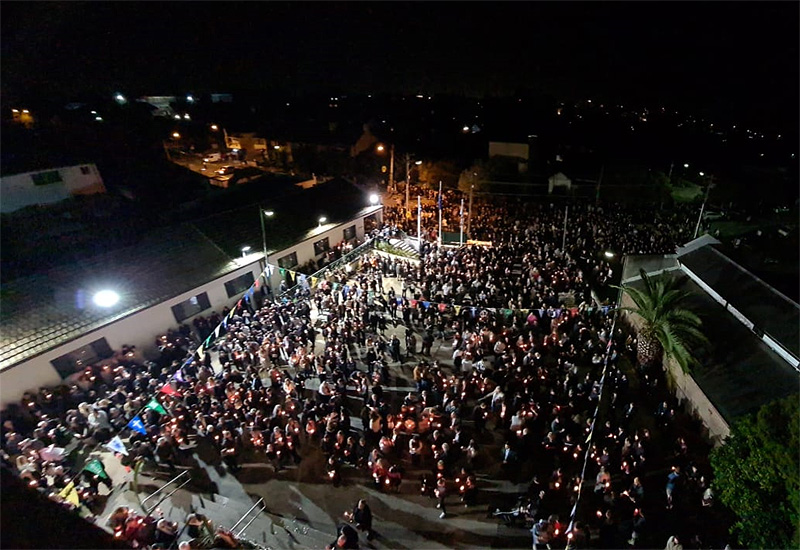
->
[2, 2, 798, 128]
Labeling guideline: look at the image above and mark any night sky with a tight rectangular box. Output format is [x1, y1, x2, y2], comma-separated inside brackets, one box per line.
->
[2, 2, 798, 129]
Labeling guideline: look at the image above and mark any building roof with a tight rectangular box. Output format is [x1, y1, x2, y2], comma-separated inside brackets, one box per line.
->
[0, 223, 241, 370]
[624, 271, 800, 422]
[678, 243, 800, 360]
[189, 178, 374, 258]
[0, 178, 375, 370]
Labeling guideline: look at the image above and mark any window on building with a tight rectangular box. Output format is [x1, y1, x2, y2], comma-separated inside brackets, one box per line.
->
[278, 252, 298, 269]
[171, 292, 211, 323]
[364, 213, 379, 232]
[50, 338, 114, 379]
[224, 271, 255, 298]
[313, 237, 330, 256]
[343, 225, 357, 242]
[80, 166, 91, 175]
[31, 170, 63, 186]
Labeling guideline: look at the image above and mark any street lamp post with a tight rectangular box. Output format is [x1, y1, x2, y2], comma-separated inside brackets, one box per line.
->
[260, 207, 275, 274]
[405, 155, 422, 214]
[693, 174, 715, 239]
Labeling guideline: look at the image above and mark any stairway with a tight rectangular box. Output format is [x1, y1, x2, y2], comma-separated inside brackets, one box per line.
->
[385, 237, 420, 258]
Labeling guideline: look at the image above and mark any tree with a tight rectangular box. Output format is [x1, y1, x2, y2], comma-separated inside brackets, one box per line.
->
[616, 269, 708, 371]
[710, 395, 800, 549]
[416, 160, 459, 190]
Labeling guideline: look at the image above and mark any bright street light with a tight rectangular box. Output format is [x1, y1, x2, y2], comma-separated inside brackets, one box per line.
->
[186, 95, 194, 103]
[263, 210, 274, 217]
[319, 216, 327, 226]
[210, 124, 219, 131]
[241, 246, 252, 258]
[172, 132, 181, 139]
[183, 113, 190, 120]
[273, 145, 281, 150]
[369, 194, 380, 205]
[376, 144, 386, 152]
[699, 171, 705, 177]
[114, 93, 126, 104]
[93, 290, 120, 308]
[683, 163, 689, 168]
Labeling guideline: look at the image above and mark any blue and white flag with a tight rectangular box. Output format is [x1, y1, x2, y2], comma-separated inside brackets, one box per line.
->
[105, 435, 129, 456]
[127, 415, 147, 435]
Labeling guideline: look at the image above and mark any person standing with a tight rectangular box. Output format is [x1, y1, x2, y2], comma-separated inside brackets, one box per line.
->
[352, 499, 375, 541]
[435, 477, 448, 519]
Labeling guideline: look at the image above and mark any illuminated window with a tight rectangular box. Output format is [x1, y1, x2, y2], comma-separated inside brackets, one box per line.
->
[171, 292, 211, 323]
[224, 272, 255, 298]
[278, 252, 298, 269]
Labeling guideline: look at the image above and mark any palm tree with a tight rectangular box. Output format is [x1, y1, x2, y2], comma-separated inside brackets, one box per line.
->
[616, 268, 708, 372]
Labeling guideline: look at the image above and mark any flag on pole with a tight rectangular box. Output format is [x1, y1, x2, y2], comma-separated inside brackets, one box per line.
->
[127, 415, 147, 435]
[83, 458, 110, 480]
[311, 276, 319, 288]
[454, 305, 461, 316]
[437, 182, 442, 211]
[145, 397, 168, 415]
[160, 383, 181, 397]
[172, 369, 185, 383]
[58, 481, 80, 506]
[105, 435, 129, 456]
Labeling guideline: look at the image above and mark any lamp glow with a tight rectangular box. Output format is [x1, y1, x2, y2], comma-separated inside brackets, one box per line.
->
[319, 216, 327, 225]
[369, 194, 379, 205]
[604, 251, 615, 259]
[93, 290, 120, 308]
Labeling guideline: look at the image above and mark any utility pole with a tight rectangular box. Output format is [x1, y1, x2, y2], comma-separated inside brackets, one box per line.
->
[693, 175, 715, 239]
[562, 205, 569, 251]
[595, 165, 605, 206]
[467, 177, 475, 236]
[459, 198, 465, 246]
[437, 181, 443, 247]
[405, 154, 411, 214]
[667, 161, 674, 181]
[417, 195, 422, 248]
[389, 144, 395, 192]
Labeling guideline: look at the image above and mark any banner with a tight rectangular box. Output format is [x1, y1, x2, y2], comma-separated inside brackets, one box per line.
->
[438, 303, 447, 313]
[83, 458, 109, 480]
[105, 435, 129, 456]
[422, 301, 430, 309]
[127, 415, 147, 435]
[311, 276, 318, 288]
[145, 397, 168, 415]
[58, 481, 80, 506]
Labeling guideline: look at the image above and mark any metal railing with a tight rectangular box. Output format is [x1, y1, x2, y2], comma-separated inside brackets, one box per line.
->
[141, 470, 191, 516]
[229, 497, 266, 539]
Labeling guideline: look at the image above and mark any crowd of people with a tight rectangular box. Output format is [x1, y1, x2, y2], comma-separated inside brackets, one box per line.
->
[1, 187, 726, 549]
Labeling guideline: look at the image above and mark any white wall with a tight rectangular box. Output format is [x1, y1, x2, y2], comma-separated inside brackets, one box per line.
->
[0, 261, 262, 408]
[619, 293, 730, 446]
[489, 142, 529, 160]
[0, 164, 106, 213]
[265, 206, 383, 291]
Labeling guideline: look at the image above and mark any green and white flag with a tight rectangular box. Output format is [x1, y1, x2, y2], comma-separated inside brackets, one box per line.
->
[145, 397, 168, 415]
[83, 458, 109, 480]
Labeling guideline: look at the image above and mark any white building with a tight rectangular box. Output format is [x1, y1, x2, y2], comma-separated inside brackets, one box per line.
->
[0, 164, 107, 213]
[0, 193, 382, 408]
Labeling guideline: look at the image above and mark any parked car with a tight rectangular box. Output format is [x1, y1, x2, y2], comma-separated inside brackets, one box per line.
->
[203, 152, 222, 163]
[216, 165, 236, 175]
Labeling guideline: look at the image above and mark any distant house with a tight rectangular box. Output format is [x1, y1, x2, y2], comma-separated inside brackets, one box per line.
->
[489, 141, 529, 174]
[137, 96, 177, 117]
[0, 164, 106, 213]
[548, 172, 572, 194]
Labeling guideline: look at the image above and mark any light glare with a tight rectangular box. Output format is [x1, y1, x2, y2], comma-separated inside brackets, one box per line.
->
[93, 290, 120, 308]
